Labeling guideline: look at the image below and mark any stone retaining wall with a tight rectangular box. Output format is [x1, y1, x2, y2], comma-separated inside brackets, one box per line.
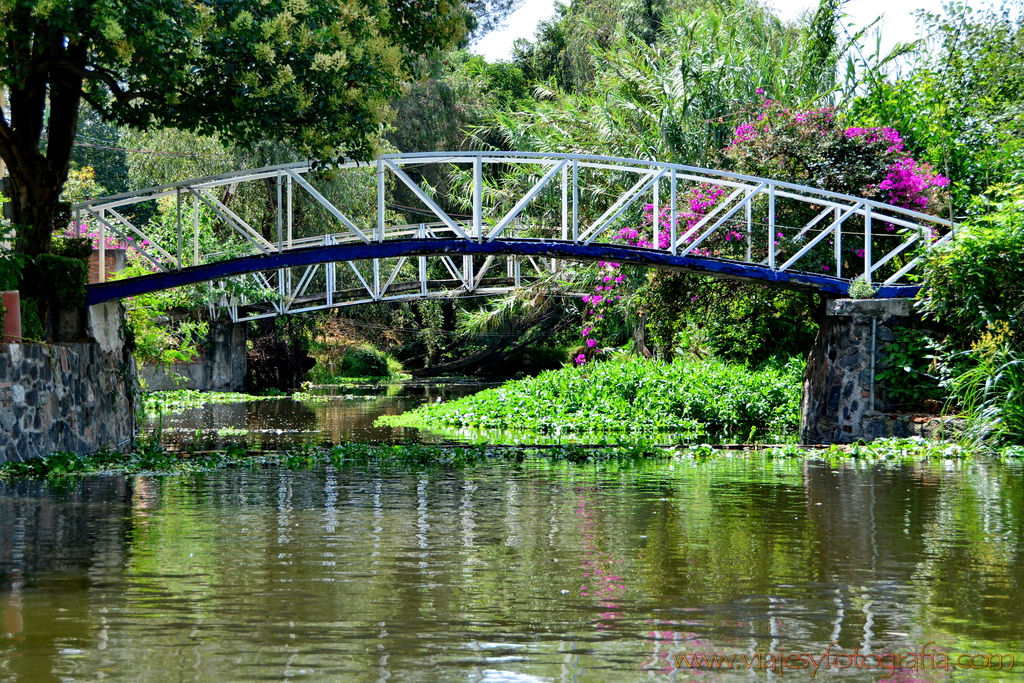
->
[140, 320, 247, 391]
[861, 413, 966, 441]
[0, 302, 138, 463]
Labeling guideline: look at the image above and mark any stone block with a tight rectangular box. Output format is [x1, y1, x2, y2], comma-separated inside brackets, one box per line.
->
[827, 298, 914, 320]
[839, 353, 862, 370]
[55, 307, 88, 342]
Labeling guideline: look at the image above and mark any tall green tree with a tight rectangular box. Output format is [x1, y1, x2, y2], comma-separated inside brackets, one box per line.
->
[0, 0, 469, 258]
[494, 0, 873, 166]
[848, 1, 1024, 216]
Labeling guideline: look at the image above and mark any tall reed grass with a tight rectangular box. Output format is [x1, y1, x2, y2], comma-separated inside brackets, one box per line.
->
[946, 324, 1024, 446]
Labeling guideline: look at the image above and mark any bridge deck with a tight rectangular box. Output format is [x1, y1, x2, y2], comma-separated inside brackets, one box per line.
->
[85, 238, 919, 307]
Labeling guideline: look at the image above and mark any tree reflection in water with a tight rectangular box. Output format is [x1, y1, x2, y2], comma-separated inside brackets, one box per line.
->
[0, 458, 1020, 681]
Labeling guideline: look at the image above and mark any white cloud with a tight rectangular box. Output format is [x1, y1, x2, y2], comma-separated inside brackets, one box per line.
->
[471, 0, 562, 62]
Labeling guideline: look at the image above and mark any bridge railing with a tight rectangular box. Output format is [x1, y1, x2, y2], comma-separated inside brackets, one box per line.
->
[74, 152, 956, 319]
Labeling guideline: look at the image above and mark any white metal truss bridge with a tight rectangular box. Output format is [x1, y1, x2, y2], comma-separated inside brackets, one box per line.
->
[79, 151, 956, 322]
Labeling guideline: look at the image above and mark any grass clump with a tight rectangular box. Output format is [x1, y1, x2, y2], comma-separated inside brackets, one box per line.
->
[378, 355, 802, 438]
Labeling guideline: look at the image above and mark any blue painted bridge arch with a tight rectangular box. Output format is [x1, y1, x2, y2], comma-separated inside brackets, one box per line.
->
[84, 238, 920, 307]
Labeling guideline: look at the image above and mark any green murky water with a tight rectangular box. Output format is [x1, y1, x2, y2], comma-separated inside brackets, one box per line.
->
[148, 382, 496, 450]
[1, 456, 1023, 681]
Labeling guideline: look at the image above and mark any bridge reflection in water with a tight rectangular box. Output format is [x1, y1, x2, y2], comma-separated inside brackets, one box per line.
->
[79, 152, 954, 320]
[0, 459, 1019, 681]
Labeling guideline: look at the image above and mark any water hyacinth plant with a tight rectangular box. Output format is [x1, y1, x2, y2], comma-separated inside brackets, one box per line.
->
[380, 354, 803, 438]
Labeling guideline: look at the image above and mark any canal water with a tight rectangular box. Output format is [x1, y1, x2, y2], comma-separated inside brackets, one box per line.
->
[147, 382, 498, 450]
[1, 387, 1023, 681]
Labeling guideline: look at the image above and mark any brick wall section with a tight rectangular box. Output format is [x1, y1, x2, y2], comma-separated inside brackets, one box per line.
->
[0, 342, 138, 463]
[87, 249, 127, 284]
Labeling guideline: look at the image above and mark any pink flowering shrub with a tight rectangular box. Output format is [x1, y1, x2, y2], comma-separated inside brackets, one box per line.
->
[573, 95, 953, 363]
[723, 93, 949, 276]
[611, 184, 742, 259]
[878, 157, 950, 212]
[58, 223, 144, 251]
[576, 260, 623, 365]
[576, 182, 742, 364]
[725, 95, 949, 213]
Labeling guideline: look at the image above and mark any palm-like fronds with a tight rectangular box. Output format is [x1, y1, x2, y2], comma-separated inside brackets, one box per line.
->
[460, 272, 573, 335]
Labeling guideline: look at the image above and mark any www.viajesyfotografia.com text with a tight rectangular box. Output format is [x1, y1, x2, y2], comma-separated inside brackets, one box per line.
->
[670, 641, 1014, 677]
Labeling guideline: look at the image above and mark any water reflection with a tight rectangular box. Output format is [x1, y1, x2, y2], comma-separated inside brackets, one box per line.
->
[0, 458, 1021, 681]
[150, 381, 496, 449]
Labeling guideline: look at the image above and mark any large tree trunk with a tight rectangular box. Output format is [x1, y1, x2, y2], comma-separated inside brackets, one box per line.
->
[8, 159, 64, 256]
[0, 32, 84, 258]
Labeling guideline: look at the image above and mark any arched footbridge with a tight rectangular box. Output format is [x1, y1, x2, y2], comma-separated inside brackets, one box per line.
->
[79, 152, 955, 322]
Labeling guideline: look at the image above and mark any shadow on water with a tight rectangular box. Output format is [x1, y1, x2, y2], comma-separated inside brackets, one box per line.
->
[1, 458, 1023, 681]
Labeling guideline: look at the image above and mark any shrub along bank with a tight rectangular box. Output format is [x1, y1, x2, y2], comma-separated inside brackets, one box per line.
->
[918, 185, 1024, 446]
[378, 355, 803, 438]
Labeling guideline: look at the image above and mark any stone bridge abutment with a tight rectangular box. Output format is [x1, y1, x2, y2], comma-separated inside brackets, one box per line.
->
[800, 298, 960, 444]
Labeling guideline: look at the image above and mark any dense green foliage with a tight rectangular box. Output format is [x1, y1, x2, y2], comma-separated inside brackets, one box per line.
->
[637, 272, 819, 363]
[917, 185, 1024, 443]
[943, 324, 1024, 446]
[496, 0, 850, 164]
[919, 185, 1024, 336]
[467, 0, 922, 365]
[12, 0, 465, 154]
[0, 0, 471, 261]
[25, 254, 87, 309]
[121, 266, 211, 371]
[874, 326, 943, 408]
[381, 354, 802, 437]
[308, 346, 394, 381]
[0, 224, 23, 291]
[847, 4, 1024, 215]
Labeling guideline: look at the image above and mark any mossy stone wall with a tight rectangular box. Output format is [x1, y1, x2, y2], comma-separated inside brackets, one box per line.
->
[0, 303, 138, 462]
